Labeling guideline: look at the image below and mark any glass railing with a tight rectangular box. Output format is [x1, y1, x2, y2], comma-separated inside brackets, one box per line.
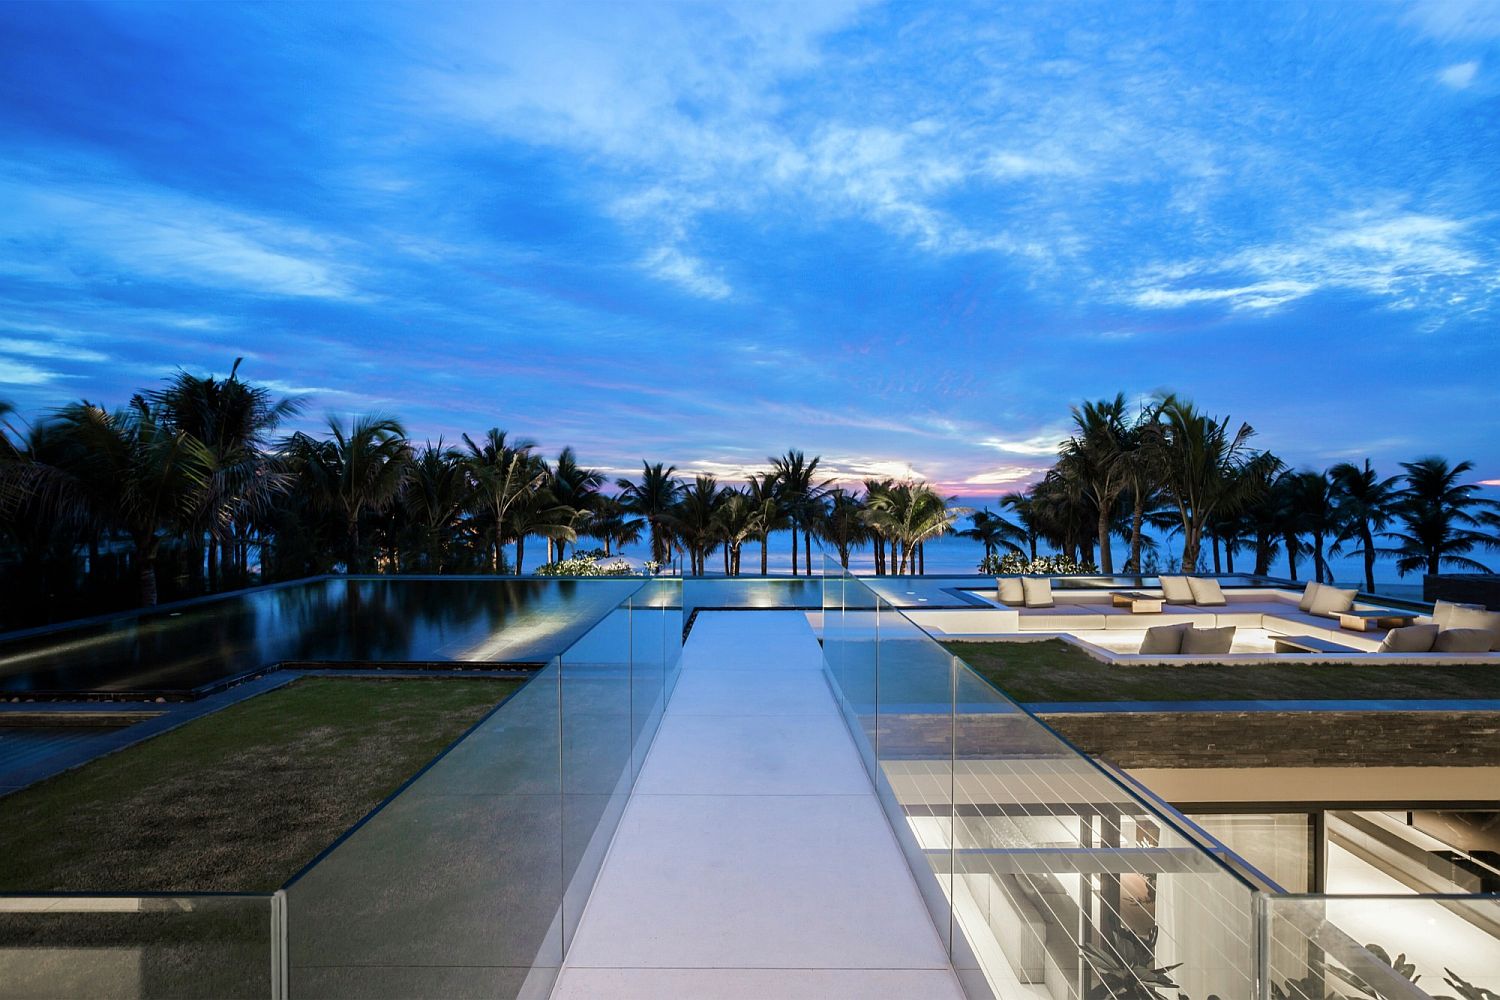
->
[822, 559, 1500, 1000]
[0, 892, 285, 998]
[283, 578, 680, 998]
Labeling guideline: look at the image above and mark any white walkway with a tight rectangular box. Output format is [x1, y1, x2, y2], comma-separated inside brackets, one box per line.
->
[552, 611, 964, 999]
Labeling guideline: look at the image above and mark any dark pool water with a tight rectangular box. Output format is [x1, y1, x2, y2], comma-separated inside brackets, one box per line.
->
[0, 577, 647, 696]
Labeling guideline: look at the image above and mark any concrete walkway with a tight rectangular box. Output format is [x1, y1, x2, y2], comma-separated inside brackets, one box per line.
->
[552, 611, 962, 999]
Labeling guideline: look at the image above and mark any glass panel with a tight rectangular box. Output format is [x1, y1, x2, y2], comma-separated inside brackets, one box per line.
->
[0, 893, 281, 999]
[1261, 895, 1500, 1000]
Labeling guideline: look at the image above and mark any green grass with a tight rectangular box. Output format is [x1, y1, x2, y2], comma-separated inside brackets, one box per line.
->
[0, 676, 518, 893]
[945, 639, 1500, 704]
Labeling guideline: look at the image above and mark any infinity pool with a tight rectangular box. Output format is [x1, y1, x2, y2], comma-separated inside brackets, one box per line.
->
[0, 577, 646, 697]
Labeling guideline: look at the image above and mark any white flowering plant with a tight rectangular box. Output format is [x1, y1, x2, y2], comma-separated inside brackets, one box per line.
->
[533, 549, 636, 577]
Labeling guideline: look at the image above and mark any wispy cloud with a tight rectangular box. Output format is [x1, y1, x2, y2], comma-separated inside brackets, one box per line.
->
[1438, 60, 1481, 88]
[979, 432, 1067, 457]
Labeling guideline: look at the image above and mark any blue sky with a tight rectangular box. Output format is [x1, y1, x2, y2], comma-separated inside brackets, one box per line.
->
[1, 1, 1497, 495]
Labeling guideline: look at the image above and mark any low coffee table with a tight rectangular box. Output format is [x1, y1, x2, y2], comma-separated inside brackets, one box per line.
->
[1111, 591, 1163, 613]
[1336, 609, 1420, 632]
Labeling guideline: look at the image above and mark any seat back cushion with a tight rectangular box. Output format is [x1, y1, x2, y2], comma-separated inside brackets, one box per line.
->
[1378, 624, 1438, 653]
[1187, 577, 1227, 607]
[998, 578, 1025, 605]
[1297, 582, 1323, 612]
[1180, 625, 1236, 655]
[1434, 628, 1493, 653]
[1139, 622, 1190, 654]
[1021, 576, 1054, 608]
[1159, 576, 1194, 604]
[1446, 606, 1500, 651]
[1432, 599, 1482, 628]
[1309, 586, 1357, 617]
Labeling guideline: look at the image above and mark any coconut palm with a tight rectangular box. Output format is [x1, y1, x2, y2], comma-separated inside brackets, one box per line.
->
[51, 399, 217, 606]
[769, 450, 832, 577]
[1391, 457, 1499, 577]
[745, 472, 786, 576]
[819, 488, 871, 569]
[461, 428, 543, 573]
[1146, 395, 1272, 571]
[617, 462, 683, 569]
[1287, 470, 1338, 584]
[958, 508, 1026, 563]
[712, 489, 757, 575]
[1061, 394, 1133, 573]
[674, 475, 724, 576]
[1329, 459, 1402, 593]
[584, 494, 644, 557]
[398, 440, 471, 572]
[999, 490, 1042, 561]
[548, 446, 604, 562]
[864, 481, 969, 575]
[288, 415, 412, 574]
[507, 482, 575, 574]
[147, 359, 302, 587]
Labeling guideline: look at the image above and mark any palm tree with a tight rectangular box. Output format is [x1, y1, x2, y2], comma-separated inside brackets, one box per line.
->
[1146, 395, 1272, 571]
[399, 440, 470, 572]
[769, 450, 832, 576]
[746, 472, 785, 576]
[147, 358, 302, 588]
[819, 488, 871, 569]
[548, 446, 603, 562]
[674, 475, 724, 576]
[288, 415, 412, 573]
[958, 508, 1026, 563]
[617, 462, 682, 569]
[1061, 394, 1132, 573]
[999, 491, 1042, 561]
[713, 489, 757, 575]
[864, 481, 969, 575]
[52, 399, 217, 606]
[585, 494, 644, 557]
[1289, 470, 1338, 584]
[1391, 457, 1499, 577]
[461, 429, 543, 573]
[507, 481, 575, 574]
[1329, 459, 1401, 593]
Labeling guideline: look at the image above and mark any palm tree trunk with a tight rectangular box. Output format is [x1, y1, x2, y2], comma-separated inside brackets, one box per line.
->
[1362, 524, 1376, 593]
[207, 536, 218, 591]
[1212, 535, 1222, 574]
[804, 529, 811, 577]
[790, 524, 798, 576]
[516, 535, 526, 575]
[136, 538, 159, 607]
[1097, 509, 1113, 574]
[1128, 495, 1144, 572]
[918, 542, 925, 575]
[760, 535, 768, 576]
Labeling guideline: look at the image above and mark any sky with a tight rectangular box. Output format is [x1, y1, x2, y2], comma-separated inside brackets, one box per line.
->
[1, 0, 1498, 497]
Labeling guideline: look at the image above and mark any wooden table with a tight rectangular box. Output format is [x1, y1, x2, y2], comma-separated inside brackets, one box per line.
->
[1336, 610, 1419, 632]
[1111, 591, 1164, 613]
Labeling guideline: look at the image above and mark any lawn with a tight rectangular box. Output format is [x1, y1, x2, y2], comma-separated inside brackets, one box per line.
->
[0, 676, 519, 892]
[945, 638, 1500, 703]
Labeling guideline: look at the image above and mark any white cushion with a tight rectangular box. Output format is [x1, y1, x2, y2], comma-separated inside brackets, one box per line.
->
[1181, 625, 1236, 655]
[1187, 577, 1227, 607]
[1434, 628, 1493, 653]
[1139, 623, 1189, 654]
[1447, 606, 1500, 651]
[1021, 577, 1054, 608]
[1297, 582, 1323, 612]
[1434, 599, 1484, 629]
[1378, 624, 1438, 653]
[1159, 576, 1194, 603]
[997, 578, 1024, 605]
[1308, 585, 1356, 617]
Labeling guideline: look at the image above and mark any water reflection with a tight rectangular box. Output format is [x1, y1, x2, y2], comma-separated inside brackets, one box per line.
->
[0, 578, 643, 695]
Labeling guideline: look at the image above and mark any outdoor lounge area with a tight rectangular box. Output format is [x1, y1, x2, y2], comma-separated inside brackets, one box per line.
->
[905, 577, 1500, 665]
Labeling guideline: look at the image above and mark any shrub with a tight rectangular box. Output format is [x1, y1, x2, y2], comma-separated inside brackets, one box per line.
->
[991, 552, 1099, 575]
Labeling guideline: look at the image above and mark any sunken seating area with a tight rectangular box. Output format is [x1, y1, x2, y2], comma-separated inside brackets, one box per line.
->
[908, 577, 1500, 664]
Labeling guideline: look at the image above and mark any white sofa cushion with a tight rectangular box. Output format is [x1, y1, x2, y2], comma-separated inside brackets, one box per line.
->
[1159, 576, 1194, 603]
[1187, 577, 1227, 607]
[1378, 624, 1438, 653]
[1181, 625, 1236, 655]
[1434, 628, 1493, 653]
[1308, 585, 1356, 617]
[1139, 623, 1190, 654]
[997, 578, 1025, 605]
[1446, 606, 1500, 651]
[1297, 582, 1322, 612]
[1432, 599, 1481, 628]
[1021, 577, 1054, 608]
